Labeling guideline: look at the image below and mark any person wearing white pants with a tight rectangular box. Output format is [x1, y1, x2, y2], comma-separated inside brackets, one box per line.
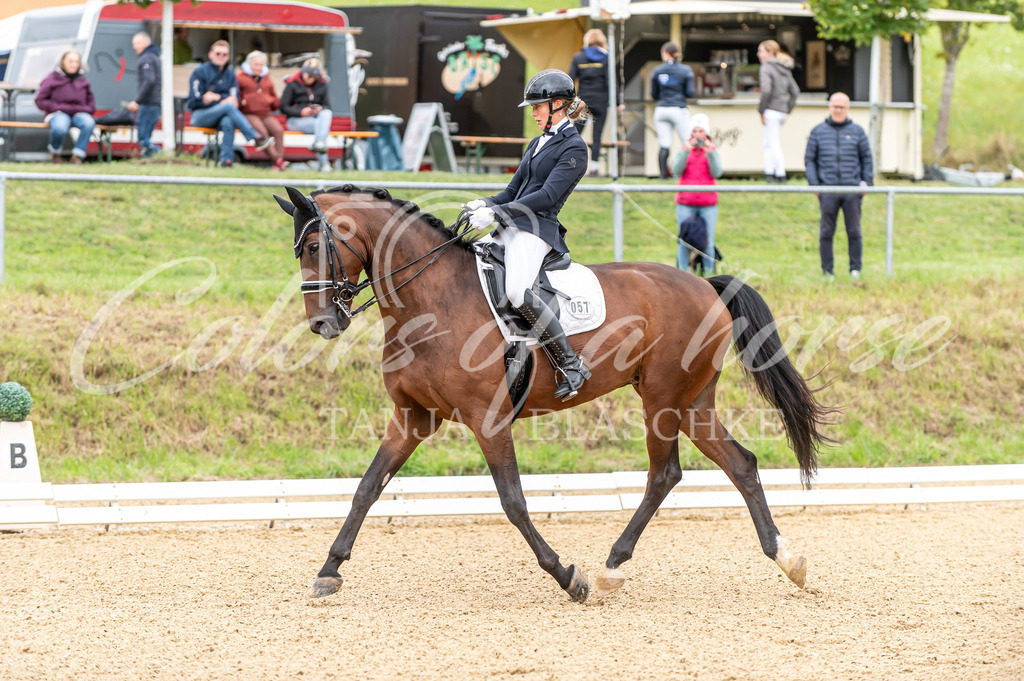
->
[761, 108, 788, 181]
[650, 42, 696, 178]
[757, 40, 800, 183]
[465, 69, 591, 401]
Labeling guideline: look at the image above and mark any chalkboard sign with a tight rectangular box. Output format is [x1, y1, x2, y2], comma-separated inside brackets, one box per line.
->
[401, 102, 458, 173]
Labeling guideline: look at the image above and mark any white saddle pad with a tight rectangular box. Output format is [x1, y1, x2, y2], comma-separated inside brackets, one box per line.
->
[475, 249, 607, 347]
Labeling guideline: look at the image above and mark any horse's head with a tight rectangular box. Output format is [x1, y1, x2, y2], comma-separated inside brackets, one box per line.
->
[275, 186, 371, 339]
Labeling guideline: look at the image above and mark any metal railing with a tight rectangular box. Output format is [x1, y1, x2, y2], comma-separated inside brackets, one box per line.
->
[2, 170, 1023, 283]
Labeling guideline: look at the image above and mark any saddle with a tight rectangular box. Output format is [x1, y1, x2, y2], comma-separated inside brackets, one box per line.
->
[473, 240, 572, 336]
[473, 240, 605, 420]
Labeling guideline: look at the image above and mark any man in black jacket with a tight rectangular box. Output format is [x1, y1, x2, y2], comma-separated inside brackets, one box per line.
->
[127, 32, 161, 158]
[805, 92, 873, 280]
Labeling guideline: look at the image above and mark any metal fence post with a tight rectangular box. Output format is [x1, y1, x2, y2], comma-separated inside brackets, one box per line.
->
[886, 188, 895, 277]
[0, 175, 6, 285]
[612, 180, 624, 262]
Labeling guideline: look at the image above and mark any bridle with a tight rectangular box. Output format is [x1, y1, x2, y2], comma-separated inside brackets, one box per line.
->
[294, 195, 472, 320]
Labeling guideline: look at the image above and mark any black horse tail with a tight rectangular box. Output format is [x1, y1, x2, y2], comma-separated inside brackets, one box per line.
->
[707, 275, 835, 487]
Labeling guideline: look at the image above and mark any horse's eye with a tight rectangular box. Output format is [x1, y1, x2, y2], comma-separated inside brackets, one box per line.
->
[307, 242, 320, 256]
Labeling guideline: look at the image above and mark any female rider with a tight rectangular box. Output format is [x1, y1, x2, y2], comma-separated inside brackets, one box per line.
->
[465, 69, 591, 401]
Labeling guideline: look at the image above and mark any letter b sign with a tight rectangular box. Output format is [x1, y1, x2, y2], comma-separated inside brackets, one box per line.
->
[11, 443, 27, 469]
[0, 421, 41, 485]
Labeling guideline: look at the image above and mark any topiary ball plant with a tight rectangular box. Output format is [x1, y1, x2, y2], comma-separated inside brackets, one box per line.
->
[0, 382, 33, 422]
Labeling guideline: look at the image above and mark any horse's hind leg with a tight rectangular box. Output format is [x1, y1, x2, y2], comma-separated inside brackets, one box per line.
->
[478, 427, 589, 603]
[595, 407, 683, 598]
[310, 403, 439, 598]
[683, 377, 807, 588]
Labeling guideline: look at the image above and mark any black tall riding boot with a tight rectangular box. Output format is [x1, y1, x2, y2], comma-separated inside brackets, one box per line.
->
[516, 288, 592, 401]
[658, 147, 671, 179]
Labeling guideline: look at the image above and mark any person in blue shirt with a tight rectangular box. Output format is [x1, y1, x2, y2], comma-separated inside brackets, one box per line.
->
[568, 28, 623, 175]
[464, 70, 592, 401]
[650, 42, 696, 178]
[186, 40, 273, 167]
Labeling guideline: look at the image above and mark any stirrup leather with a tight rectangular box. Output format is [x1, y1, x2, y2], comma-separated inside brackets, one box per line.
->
[516, 289, 591, 401]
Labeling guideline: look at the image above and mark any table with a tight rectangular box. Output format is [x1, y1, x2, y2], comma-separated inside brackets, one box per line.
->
[0, 83, 39, 161]
[450, 135, 530, 174]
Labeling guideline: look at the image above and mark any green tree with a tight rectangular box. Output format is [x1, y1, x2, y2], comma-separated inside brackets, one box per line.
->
[808, 0, 930, 45]
[807, 1, 930, 171]
[931, 1, 1024, 160]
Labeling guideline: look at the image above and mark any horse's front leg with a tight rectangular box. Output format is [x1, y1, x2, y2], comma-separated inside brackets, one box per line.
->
[478, 427, 589, 603]
[310, 403, 439, 598]
[595, 406, 683, 599]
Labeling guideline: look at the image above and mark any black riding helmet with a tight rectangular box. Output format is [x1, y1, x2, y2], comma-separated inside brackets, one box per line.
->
[519, 69, 578, 133]
[518, 69, 576, 107]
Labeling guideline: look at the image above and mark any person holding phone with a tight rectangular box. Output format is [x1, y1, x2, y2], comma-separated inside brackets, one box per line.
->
[670, 113, 722, 274]
[281, 57, 334, 173]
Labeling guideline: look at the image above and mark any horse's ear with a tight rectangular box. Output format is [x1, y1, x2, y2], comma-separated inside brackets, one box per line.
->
[274, 195, 295, 215]
[285, 186, 317, 214]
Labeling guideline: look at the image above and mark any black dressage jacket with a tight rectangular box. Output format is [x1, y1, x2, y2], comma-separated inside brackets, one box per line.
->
[484, 124, 588, 253]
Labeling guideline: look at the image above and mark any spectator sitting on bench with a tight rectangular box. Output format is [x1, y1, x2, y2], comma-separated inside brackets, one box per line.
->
[281, 57, 334, 173]
[34, 50, 96, 165]
[186, 40, 273, 167]
[237, 50, 287, 171]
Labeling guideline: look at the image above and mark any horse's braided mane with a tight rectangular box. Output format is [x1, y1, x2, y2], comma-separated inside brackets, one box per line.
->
[313, 184, 479, 252]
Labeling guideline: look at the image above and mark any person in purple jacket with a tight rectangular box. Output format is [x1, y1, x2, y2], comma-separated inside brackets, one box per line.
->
[34, 51, 96, 164]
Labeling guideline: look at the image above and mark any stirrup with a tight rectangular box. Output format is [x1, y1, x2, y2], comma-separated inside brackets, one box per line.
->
[552, 357, 591, 401]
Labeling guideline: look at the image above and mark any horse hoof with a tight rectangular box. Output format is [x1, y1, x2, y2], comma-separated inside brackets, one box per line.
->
[591, 566, 626, 599]
[566, 564, 589, 603]
[785, 555, 807, 589]
[308, 575, 344, 598]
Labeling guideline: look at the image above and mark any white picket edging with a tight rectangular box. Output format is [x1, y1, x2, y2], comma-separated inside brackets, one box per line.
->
[1, 465, 1022, 530]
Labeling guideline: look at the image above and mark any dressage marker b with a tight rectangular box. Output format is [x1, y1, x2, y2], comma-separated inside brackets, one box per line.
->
[0, 420, 45, 530]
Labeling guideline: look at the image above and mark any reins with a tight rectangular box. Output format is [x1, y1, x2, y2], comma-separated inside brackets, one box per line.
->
[298, 198, 474, 319]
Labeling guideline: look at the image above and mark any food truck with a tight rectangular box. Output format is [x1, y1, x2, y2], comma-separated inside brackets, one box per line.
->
[1, 0, 361, 163]
[482, 0, 1009, 177]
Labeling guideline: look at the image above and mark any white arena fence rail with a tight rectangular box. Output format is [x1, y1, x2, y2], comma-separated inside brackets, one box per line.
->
[2, 171, 1024, 284]
[2, 465, 1023, 530]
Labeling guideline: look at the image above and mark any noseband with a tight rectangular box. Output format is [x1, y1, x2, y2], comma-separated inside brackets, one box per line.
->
[295, 207, 373, 317]
[295, 196, 472, 320]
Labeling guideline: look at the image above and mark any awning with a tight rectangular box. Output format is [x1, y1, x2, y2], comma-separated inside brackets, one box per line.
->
[483, 1, 1009, 70]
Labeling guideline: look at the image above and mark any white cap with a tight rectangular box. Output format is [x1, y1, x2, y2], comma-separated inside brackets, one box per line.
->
[691, 113, 710, 135]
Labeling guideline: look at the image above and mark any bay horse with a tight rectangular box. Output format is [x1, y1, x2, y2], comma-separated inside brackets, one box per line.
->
[275, 184, 833, 602]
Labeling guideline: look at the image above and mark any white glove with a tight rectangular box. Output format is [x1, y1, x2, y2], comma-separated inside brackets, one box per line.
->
[464, 199, 486, 212]
[469, 207, 496, 230]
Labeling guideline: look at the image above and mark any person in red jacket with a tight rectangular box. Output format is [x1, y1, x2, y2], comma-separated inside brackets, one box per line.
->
[671, 113, 722, 274]
[237, 51, 286, 170]
[34, 51, 96, 164]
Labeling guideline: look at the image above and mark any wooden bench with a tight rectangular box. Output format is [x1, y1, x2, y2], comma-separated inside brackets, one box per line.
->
[94, 124, 135, 163]
[0, 120, 48, 161]
[451, 135, 631, 174]
[186, 126, 378, 167]
[283, 129, 378, 169]
[451, 135, 531, 174]
[0, 120, 135, 162]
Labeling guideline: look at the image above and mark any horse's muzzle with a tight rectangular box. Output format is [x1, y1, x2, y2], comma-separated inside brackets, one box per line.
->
[310, 308, 350, 339]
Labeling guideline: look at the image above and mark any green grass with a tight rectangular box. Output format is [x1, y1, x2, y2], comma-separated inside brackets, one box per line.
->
[0, 159, 1022, 482]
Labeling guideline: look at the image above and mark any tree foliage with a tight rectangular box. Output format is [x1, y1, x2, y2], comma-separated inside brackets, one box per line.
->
[808, 0, 930, 45]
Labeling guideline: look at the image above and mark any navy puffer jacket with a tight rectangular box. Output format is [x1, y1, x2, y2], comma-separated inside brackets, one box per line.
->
[804, 116, 873, 186]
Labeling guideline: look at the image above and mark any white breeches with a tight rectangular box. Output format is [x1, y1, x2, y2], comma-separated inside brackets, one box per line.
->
[496, 226, 552, 308]
[654, 106, 692, 149]
[762, 108, 787, 177]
